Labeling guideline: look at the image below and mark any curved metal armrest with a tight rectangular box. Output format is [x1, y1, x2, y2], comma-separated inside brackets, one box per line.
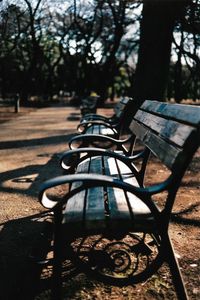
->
[77, 120, 117, 133]
[39, 173, 160, 218]
[80, 114, 113, 123]
[69, 134, 130, 150]
[60, 147, 142, 179]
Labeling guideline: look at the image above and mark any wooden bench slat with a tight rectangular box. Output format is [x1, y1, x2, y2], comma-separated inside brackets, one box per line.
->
[134, 110, 196, 148]
[104, 157, 131, 223]
[114, 99, 129, 118]
[130, 121, 182, 170]
[141, 100, 200, 126]
[119, 97, 130, 105]
[92, 126, 100, 135]
[100, 126, 116, 136]
[115, 159, 154, 229]
[85, 126, 100, 134]
[86, 124, 116, 136]
[62, 159, 90, 225]
[85, 157, 105, 229]
[103, 157, 154, 230]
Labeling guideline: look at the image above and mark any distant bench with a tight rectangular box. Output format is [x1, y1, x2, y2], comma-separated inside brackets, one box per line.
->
[0, 94, 20, 113]
[39, 100, 200, 300]
[80, 95, 99, 116]
[78, 97, 134, 138]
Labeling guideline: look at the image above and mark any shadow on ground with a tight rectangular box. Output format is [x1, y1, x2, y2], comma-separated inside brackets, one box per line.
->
[0, 118, 199, 299]
[0, 131, 75, 299]
[0, 133, 75, 150]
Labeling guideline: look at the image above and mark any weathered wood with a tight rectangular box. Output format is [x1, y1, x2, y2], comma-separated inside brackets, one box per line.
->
[115, 97, 129, 118]
[63, 100, 200, 228]
[86, 124, 116, 136]
[130, 120, 182, 170]
[63, 154, 155, 231]
[104, 156, 132, 223]
[141, 100, 200, 126]
[134, 110, 196, 147]
[62, 159, 90, 225]
[103, 156, 153, 230]
[85, 157, 105, 229]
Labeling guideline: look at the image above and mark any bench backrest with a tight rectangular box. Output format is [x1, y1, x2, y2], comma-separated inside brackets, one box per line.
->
[114, 97, 132, 118]
[113, 97, 137, 134]
[130, 100, 200, 212]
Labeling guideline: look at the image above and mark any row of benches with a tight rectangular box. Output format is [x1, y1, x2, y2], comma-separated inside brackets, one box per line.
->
[78, 97, 135, 138]
[39, 99, 200, 300]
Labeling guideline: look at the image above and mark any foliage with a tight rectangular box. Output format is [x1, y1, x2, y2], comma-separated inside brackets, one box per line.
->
[0, 0, 199, 102]
[169, 0, 200, 101]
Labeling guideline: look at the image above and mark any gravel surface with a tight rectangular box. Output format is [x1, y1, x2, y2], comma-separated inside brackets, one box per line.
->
[0, 105, 199, 300]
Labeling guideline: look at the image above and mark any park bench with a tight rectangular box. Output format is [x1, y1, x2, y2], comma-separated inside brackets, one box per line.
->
[80, 95, 99, 116]
[39, 100, 200, 300]
[77, 97, 135, 139]
[69, 97, 137, 152]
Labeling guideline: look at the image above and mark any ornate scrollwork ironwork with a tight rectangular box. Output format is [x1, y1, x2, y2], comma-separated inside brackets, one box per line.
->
[69, 232, 162, 285]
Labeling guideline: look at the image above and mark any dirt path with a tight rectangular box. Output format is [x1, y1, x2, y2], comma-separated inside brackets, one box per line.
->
[0, 106, 81, 299]
[0, 105, 199, 300]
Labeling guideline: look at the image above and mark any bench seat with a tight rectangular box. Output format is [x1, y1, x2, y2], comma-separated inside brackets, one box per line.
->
[62, 156, 154, 235]
[83, 124, 117, 137]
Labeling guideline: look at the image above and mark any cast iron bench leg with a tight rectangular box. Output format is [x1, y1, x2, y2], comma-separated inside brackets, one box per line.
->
[52, 207, 63, 300]
[164, 234, 188, 300]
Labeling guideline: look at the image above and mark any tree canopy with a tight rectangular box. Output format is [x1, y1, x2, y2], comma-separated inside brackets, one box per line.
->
[0, 0, 199, 103]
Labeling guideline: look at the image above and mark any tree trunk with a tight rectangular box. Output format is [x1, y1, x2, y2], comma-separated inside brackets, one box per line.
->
[174, 52, 183, 103]
[131, 1, 188, 107]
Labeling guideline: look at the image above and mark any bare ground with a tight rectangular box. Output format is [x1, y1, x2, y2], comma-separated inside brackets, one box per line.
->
[0, 104, 199, 300]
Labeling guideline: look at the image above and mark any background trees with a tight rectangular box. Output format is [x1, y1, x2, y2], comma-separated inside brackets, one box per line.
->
[170, 0, 200, 102]
[0, 0, 199, 103]
[131, 1, 188, 103]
